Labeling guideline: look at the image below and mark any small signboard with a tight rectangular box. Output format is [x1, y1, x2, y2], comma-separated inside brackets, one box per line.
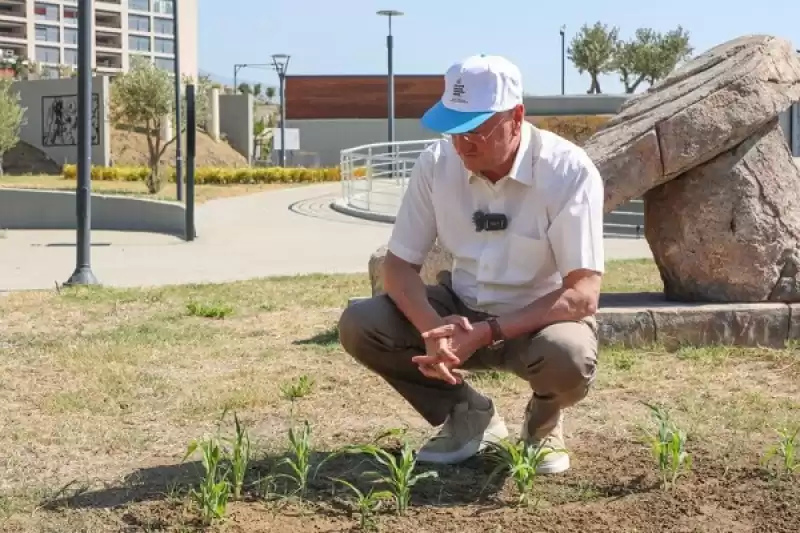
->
[271, 128, 300, 150]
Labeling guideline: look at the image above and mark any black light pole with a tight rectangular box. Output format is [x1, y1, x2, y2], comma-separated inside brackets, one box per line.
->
[560, 25, 566, 95]
[233, 62, 272, 93]
[173, 0, 183, 201]
[271, 53, 290, 167]
[377, 9, 403, 160]
[185, 83, 196, 241]
[65, 0, 98, 286]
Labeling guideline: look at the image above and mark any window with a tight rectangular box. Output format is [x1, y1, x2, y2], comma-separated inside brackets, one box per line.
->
[155, 57, 174, 71]
[128, 0, 149, 11]
[152, 0, 173, 15]
[154, 37, 173, 54]
[153, 17, 173, 35]
[35, 25, 59, 43]
[34, 2, 59, 21]
[64, 27, 78, 45]
[128, 14, 149, 32]
[129, 35, 150, 51]
[63, 6, 77, 25]
[64, 48, 78, 66]
[35, 45, 60, 64]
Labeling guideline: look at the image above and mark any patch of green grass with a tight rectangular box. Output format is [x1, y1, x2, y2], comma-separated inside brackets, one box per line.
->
[186, 300, 235, 319]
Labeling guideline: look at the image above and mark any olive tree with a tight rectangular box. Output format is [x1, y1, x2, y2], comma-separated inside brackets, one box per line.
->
[0, 77, 27, 176]
[109, 56, 209, 193]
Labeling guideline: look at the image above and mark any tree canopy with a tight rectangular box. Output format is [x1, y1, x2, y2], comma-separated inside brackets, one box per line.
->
[568, 23, 693, 94]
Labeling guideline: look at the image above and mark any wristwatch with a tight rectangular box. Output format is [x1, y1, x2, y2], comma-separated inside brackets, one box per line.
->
[486, 317, 506, 348]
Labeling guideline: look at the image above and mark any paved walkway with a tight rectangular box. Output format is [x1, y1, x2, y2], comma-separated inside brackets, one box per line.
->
[0, 183, 653, 291]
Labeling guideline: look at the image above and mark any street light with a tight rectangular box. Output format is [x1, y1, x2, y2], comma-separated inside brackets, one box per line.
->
[377, 9, 403, 155]
[560, 25, 566, 95]
[64, 0, 98, 286]
[271, 53, 290, 167]
[232, 62, 273, 93]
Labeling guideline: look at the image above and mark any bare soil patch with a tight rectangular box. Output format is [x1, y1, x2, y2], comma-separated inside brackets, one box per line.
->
[1, 261, 797, 532]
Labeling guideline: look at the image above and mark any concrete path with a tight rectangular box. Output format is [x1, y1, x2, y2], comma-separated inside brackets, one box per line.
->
[0, 183, 653, 291]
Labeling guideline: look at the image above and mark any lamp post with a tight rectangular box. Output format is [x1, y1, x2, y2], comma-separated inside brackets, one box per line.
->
[560, 25, 566, 95]
[64, 0, 98, 286]
[232, 62, 273, 93]
[173, 0, 183, 201]
[271, 53, 290, 167]
[377, 9, 403, 161]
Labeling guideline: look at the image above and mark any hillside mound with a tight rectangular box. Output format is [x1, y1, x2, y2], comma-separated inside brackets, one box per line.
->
[111, 126, 249, 168]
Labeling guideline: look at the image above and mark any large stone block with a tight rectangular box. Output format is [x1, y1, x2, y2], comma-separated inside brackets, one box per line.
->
[368, 243, 453, 296]
[644, 119, 800, 302]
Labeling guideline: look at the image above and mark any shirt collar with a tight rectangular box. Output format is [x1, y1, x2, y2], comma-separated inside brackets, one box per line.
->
[467, 121, 539, 186]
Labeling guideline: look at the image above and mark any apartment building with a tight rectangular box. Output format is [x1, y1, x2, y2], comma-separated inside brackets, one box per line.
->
[0, 0, 197, 78]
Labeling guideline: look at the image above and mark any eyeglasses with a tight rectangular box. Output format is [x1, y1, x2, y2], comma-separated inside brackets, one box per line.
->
[450, 115, 507, 144]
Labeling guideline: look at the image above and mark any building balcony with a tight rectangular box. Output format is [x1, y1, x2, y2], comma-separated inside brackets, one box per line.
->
[0, 1, 26, 20]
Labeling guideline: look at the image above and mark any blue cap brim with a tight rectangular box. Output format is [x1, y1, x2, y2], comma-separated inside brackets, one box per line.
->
[420, 101, 495, 134]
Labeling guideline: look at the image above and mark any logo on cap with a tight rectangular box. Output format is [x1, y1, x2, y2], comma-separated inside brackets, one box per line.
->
[451, 77, 467, 104]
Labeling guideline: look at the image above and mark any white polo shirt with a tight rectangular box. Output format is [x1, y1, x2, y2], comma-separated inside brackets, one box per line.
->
[387, 121, 605, 316]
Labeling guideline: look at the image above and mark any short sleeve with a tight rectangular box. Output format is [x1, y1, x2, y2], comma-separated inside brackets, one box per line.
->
[546, 154, 605, 277]
[386, 148, 438, 265]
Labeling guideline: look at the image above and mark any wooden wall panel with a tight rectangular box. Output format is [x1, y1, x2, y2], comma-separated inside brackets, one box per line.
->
[285, 75, 445, 120]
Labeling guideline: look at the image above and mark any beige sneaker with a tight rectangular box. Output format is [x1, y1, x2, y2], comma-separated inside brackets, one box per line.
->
[522, 402, 570, 475]
[416, 400, 509, 464]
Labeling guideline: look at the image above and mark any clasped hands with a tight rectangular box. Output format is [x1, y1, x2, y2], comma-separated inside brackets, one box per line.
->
[411, 315, 490, 385]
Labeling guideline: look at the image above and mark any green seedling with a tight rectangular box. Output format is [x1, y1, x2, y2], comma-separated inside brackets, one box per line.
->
[275, 420, 314, 498]
[224, 412, 251, 500]
[762, 426, 799, 479]
[183, 436, 231, 524]
[334, 433, 438, 515]
[186, 300, 234, 319]
[332, 478, 391, 531]
[280, 375, 315, 401]
[641, 402, 691, 488]
[482, 437, 563, 507]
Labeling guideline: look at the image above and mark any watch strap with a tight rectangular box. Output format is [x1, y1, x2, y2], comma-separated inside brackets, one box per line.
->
[487, 317, 505, 346]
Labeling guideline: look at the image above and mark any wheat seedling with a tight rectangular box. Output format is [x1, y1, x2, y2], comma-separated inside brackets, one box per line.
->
[281, 375, 315, 401]
[331, 478, 391, 531]
[335, 435, 438, 516]
[761, 426, 799, 479]
[223, 412, 252, 500]
[482, 437, 562, 507]
[275, 420, 314, 498]
[183, 436, 231, 524]
[641, 402, 691, 489]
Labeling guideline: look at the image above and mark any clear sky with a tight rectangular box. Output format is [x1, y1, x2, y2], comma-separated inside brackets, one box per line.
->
[197, 0, 800, 96]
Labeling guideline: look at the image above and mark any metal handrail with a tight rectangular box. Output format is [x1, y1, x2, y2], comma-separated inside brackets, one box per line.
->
[338, 138, 646, 238]
[339, 138, 440, 217]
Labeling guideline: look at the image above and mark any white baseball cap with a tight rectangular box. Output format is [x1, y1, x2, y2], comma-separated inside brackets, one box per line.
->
[421, 54, 523, 134]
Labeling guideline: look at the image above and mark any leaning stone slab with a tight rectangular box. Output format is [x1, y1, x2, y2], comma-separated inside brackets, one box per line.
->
[649, 302, 791, 349]
[584, 34, 800, 212]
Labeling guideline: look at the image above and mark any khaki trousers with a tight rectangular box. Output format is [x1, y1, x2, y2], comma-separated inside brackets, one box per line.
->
[338, 280, 599, 440]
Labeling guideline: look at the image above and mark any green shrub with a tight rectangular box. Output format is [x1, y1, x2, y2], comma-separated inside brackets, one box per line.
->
[61, 165, 367, 184]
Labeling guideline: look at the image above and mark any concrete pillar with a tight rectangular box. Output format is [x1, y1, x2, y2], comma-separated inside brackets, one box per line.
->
[208, 86, 220, 141]
[161, 114, 172, 143]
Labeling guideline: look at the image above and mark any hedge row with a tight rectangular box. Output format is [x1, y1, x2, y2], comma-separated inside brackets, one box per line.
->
[61, 164, 363, 184]
[528, 115, 611, 145]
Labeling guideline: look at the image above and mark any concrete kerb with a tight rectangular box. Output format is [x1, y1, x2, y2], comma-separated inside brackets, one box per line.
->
[330, 198, 397, 224]
[347, 293, 800, 349]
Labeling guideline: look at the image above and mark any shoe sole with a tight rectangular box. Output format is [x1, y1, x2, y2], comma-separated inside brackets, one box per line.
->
[535, 453, 570, 474]
[416, 424, 510, 465]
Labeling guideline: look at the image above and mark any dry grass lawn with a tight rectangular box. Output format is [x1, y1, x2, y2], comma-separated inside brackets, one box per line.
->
[0, 174, 313, 203]
[0, 259, 798, 532]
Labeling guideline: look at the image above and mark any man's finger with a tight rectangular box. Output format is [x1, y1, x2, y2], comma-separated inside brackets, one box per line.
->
[451, 316, 473, 331]
[421, 325, 456, 339]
